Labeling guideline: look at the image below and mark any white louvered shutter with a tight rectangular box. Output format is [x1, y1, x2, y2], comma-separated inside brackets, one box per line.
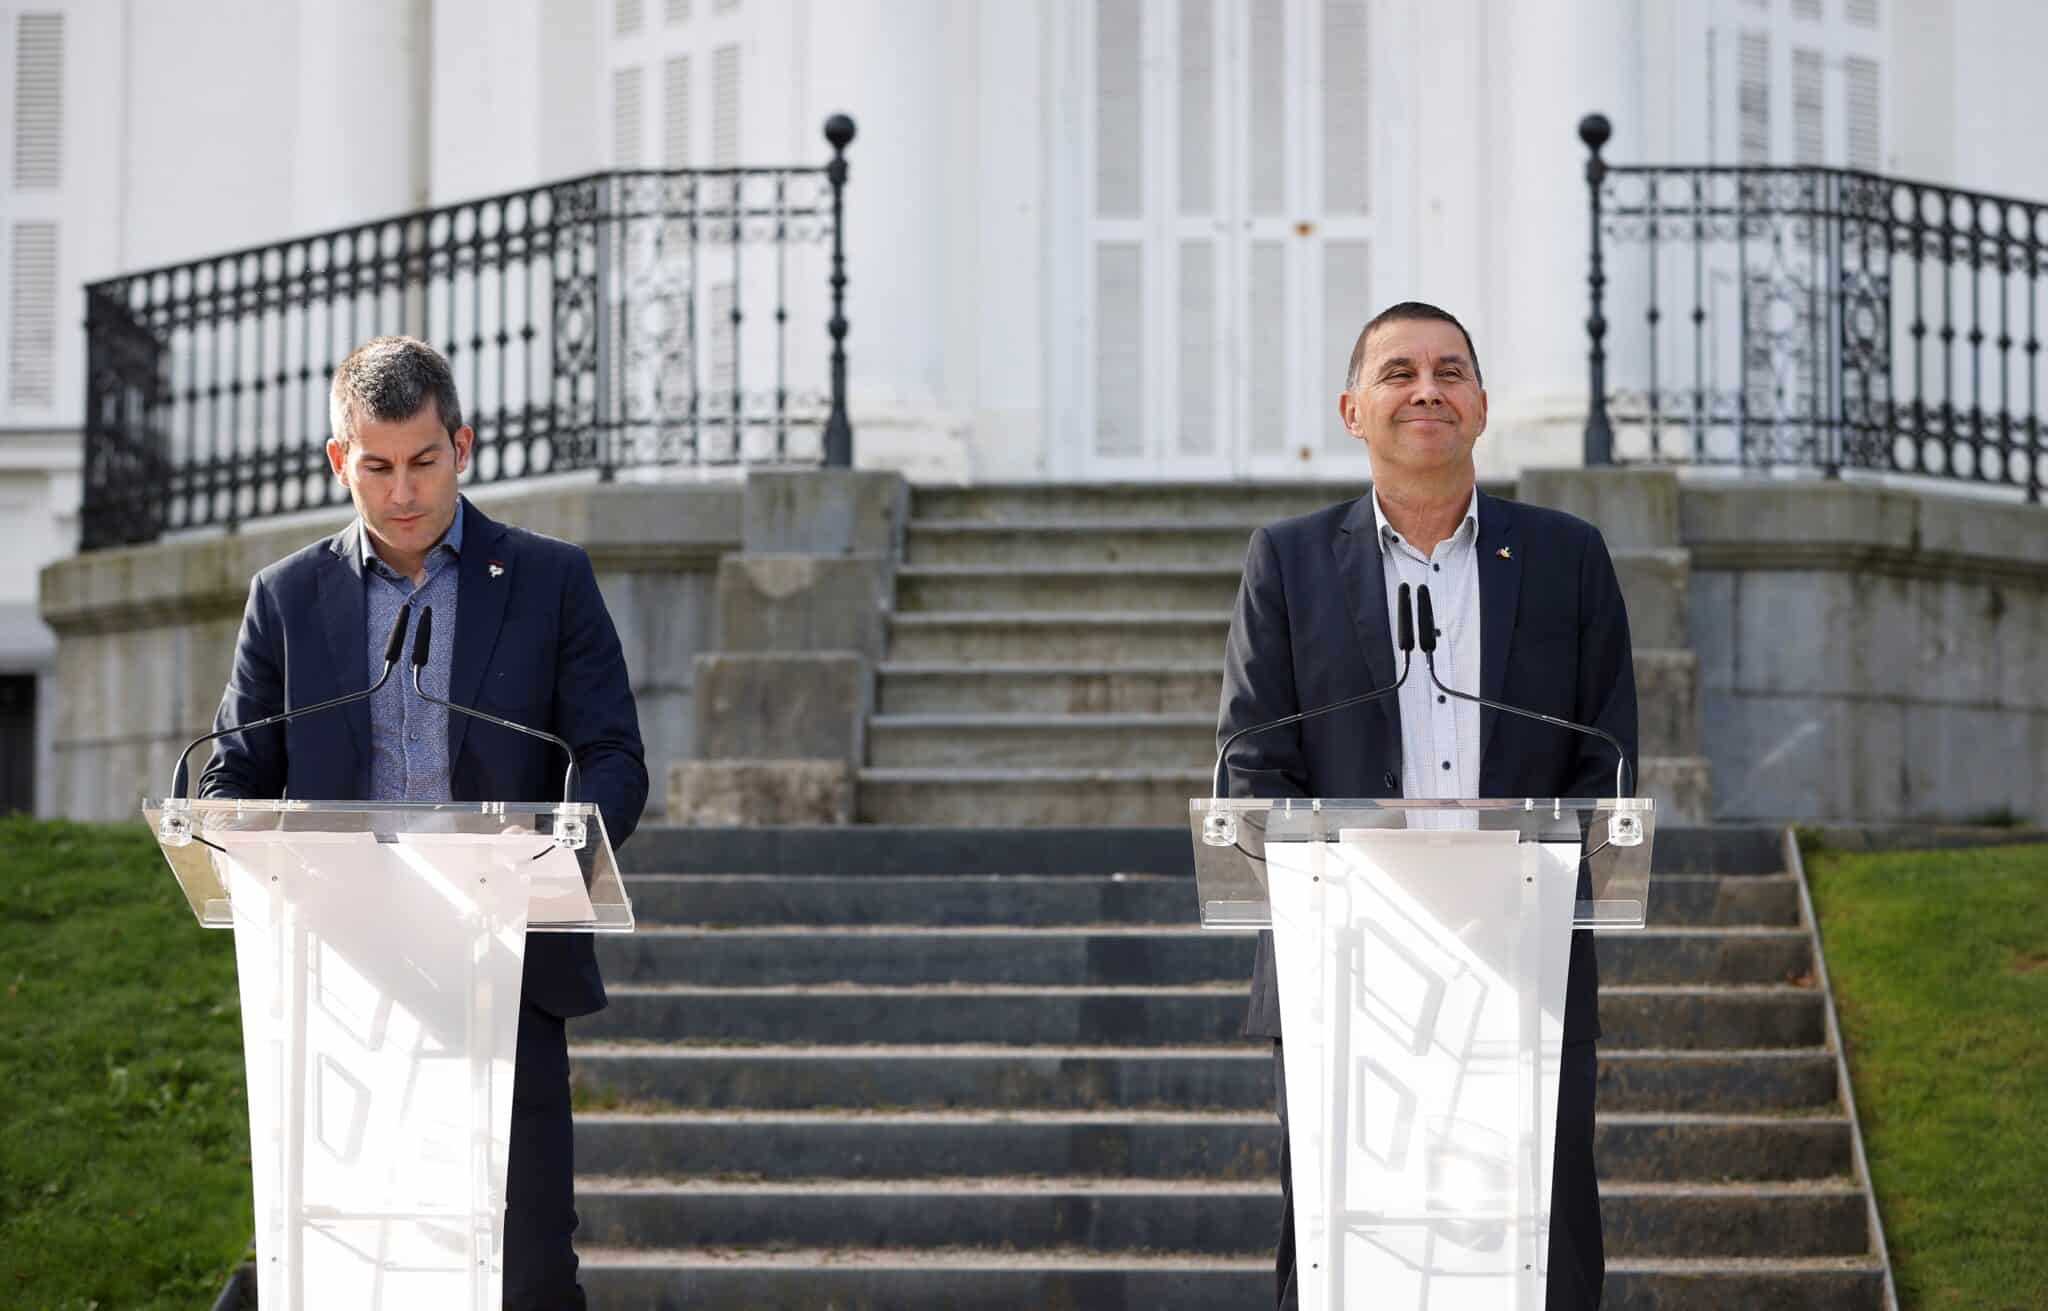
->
[662, 55, 690, 168]
[6, 10, 64, 417]
[612, 65, 645, 166]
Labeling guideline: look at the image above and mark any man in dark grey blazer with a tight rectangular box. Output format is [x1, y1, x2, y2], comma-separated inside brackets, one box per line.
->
[202, 336, 648, 1310]
[1217, 302, 1637, 1310]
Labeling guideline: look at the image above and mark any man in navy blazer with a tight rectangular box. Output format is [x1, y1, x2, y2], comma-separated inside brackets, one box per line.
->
[201, 336, 647, 1310]
[1218, 303, 1637, 1309]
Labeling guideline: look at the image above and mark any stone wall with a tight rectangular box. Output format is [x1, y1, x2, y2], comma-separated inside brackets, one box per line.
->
[36, 480, 742, 821]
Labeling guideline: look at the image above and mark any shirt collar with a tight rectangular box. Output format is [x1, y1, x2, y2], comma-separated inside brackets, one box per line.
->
[1371, 485, 1479, 551]
[359, 497, 466, 573]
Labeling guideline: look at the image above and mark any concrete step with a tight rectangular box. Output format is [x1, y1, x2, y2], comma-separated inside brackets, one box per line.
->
[905, 519, 1264, 567]
[575, 1178, 1868, 1259]
[887, 612, 1226, 663]
[874, 662, 1227, 716]
[576, 983, 1822, 1049]
[570, 1044, 1840, 1114]
[581, 1250, 1270, 1311]
[574, 1109, 1852, 1185]
[909, 482, 1367, 524]
[619, 873, 1202, 927]
[856, 768, 1208, 826]
[620, 871, 1800, 930]
[593, 926, 1807, 989]
[582, 1252, 1889, 1311]
[895, 564, 1240, 614]
[867, 713, 1213, 770]
[1613, 548, 1691, 649]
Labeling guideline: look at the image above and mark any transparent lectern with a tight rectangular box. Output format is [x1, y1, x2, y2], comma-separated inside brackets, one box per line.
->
[1190, 796, 1654, 1311]
[144, 796, 635, 1311]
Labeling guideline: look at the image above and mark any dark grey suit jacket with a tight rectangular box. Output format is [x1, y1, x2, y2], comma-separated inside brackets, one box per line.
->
[1217, 488, 1638, 1041]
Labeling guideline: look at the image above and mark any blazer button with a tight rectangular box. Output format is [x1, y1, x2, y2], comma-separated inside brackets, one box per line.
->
[1382, 771, 1398, 791]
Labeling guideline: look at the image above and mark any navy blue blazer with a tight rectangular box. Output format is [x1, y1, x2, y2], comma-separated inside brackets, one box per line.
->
[1218, 488, 1638, 1041]
[199, 498, 649, 1020]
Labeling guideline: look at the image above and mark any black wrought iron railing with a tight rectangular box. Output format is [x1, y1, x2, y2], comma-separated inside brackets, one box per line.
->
[1581, 113, 2046, 502]
[80, 116, 856, 551]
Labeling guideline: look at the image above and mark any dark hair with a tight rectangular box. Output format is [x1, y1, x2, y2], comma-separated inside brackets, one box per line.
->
[1345, 301, 1483, 390]
[328, 335, 464, 447]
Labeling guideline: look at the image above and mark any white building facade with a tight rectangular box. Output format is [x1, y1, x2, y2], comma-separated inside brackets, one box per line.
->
[2, 0, 2045, 812]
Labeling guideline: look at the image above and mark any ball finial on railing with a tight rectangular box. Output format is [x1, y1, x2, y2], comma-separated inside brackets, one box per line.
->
[1578, 113, 1612, 154]
[825, 114, 857, 151]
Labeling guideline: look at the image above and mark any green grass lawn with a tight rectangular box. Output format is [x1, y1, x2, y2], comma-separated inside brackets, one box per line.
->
[0, 817, 252, 1310]
[1806, 840, 2048, 1311]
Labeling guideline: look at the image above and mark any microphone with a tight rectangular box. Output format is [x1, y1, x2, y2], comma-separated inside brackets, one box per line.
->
[1204, 583, 1416, 846]
[168, 602, 414, 806]
[408, 606, 581, 810]
[1413, 583, 1635, 799]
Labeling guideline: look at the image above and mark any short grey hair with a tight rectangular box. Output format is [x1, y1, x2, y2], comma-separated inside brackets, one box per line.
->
[329, 336, 464, 448]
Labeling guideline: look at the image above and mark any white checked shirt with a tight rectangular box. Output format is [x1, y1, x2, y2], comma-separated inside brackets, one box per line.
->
[1374, 487, 1482, 799]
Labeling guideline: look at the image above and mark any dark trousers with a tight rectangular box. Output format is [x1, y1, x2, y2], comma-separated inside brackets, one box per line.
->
[505, 1003, 586, 1311]
[1272, 1039, 1604, 1310]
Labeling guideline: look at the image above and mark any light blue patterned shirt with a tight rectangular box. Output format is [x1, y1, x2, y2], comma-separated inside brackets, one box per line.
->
[362, 503, 463, 802]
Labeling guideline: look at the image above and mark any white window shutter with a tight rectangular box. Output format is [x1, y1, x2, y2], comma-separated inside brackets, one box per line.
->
[1846, 0, 1879, 28]
[663, 56, 691, 168]
[666, 0, 692, 23]
[10, 223, 57, 407]
[1177, 0, 1212, 216]
[1791, 48, 1823, 165]
[1323, 241, 1370, 449]
[1845, 56, 1880, 170]
[612, 65, 645, 166]
[1738, 31, 1770, 165]
[12, 12, 63, 190]
[1178, 240, 1214, 456]
[1094, 244, 1144, 457]
[1096, 0, 1142, 218]
[1247, 3, 1284, 217]
[711, 44, 739, 166]
[1321, 0, 1369, 216]
[614, 0, 645, 38]
[1248, 240, 1285, 453]
[1790, 0, 1821, 20]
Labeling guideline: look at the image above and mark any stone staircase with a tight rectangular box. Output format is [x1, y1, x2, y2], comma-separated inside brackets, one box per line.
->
[860, 481, 1712, 826]
[571, 825, 1889, 1309]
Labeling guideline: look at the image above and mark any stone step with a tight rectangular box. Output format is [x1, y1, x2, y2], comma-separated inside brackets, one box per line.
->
[619, 871, 1801, 930]
[887, 612, 1226, 663]
[574, 1178, 1868, 1259]
[909, 482, 1368, 524]
[582, 1250, 1268, 1311]
[582, 1251, 1887, 1311]
[593, 927, 1809, 988]
[569, 1045, 1841, 1114]
[854, 766, 1713, 827]
[895, 564, 1241, 614]
[574, 983, 1822, 1048]
[874, 662, 1228, 716]
[905, 519, 1265, 567]
[612, 824, 1790, 878]
[574, 1110, 1852, 1184]
[867, 713, 1213, 770]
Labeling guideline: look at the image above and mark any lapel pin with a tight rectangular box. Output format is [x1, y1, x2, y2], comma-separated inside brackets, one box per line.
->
[1496, 546, 1512, 560]
[488, 560, 505, 578]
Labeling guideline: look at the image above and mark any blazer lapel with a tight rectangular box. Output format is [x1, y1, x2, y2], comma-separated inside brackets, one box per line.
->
[447, 501, 512, 765]
[1476, 489, 1522, 764]
[1333, 495, 1402, 743]
[316, 522, 372, 773]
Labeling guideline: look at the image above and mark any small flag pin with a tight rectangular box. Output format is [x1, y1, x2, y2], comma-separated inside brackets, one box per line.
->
[1496, 546, 1512, 560]
[488, 560, 505, 578]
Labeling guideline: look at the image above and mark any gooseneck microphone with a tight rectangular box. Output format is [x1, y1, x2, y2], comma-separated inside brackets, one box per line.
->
[1413, 583, 1635, 799]
[1210, 582, 1416, 803]
[169, 602, 414, 802]
[408, 606, 581, 807]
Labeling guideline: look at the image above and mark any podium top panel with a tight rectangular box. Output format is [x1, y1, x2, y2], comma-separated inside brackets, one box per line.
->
[141, 798, 633, 933]
[1187, 797, 1655, 932]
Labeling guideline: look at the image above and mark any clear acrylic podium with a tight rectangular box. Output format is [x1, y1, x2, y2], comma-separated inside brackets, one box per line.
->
[143, 797, 635, 1311]
[1190, 797, 1655, 1311]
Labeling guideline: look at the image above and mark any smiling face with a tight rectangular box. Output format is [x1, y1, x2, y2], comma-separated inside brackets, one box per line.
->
[326, 403, 472, 579]
[1338, 316, 1488, 487]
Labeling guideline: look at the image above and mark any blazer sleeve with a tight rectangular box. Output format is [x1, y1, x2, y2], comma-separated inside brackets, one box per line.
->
[1218, 526, 1312, 801]
[1567, 525, 1640, 799]
[554, 548, 649, 849]
[197, 574, 289, 801]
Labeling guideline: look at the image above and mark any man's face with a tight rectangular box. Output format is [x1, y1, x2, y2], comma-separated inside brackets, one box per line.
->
[1339, 318, 1487, 481]
[326, 404, 472, 566]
